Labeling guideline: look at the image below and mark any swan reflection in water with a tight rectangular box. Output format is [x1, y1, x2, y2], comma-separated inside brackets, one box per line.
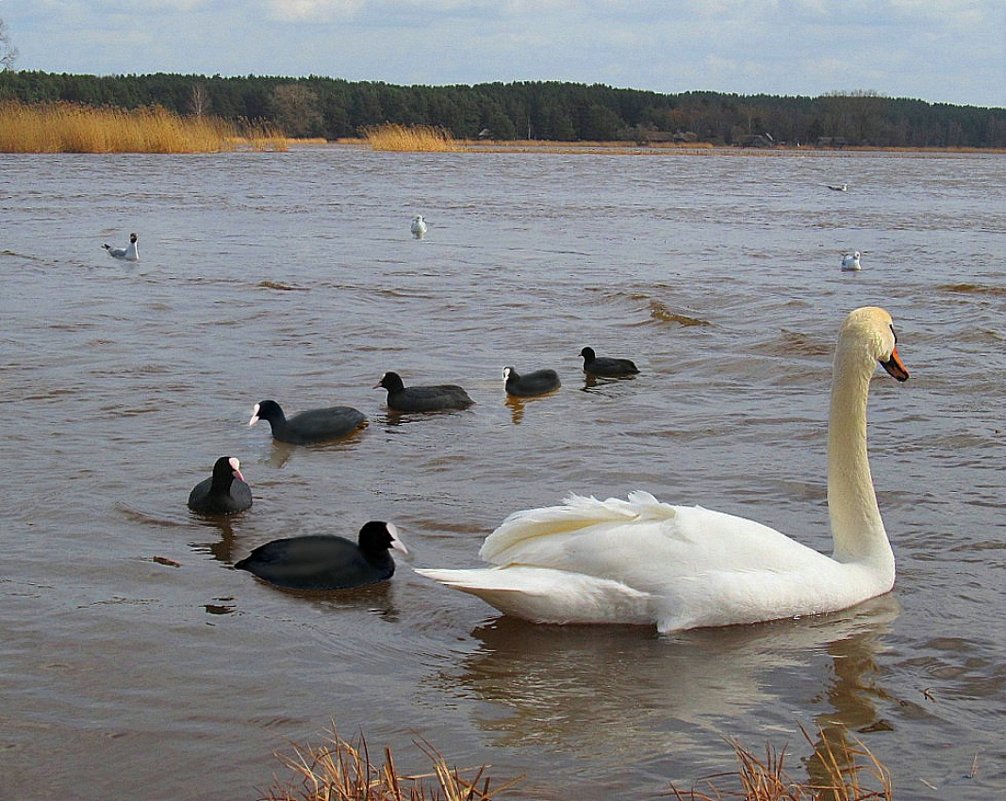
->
[427, 596, 900, 789]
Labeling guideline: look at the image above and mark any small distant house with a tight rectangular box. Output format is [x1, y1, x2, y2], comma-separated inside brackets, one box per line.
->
[739, 133, 775, 148]
[633, 128, 698, 145]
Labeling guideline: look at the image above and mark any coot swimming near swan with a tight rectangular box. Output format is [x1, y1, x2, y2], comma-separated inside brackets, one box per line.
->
[579, 347, 639, 377]
[235, 521, 407, 590]
[248, 400, 366, 444]
[503, 366, 561, 397]
[187, 456, 252, 515]
[376, 371, 474, 412]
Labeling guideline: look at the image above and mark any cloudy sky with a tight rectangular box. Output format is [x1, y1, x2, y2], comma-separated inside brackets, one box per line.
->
[2, 1, 1003, 107]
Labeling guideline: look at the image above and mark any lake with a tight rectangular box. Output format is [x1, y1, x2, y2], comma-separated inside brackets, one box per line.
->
[1, 146, 1003, 800]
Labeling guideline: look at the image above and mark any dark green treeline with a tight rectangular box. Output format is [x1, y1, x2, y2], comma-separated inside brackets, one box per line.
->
[1, 70, 1003, 148]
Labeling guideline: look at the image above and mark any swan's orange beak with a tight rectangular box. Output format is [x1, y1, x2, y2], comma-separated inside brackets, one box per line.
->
[880, 346, 909, 382]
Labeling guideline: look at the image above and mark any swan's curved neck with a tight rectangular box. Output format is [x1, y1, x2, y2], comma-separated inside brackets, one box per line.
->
[827, 349, 894, 572]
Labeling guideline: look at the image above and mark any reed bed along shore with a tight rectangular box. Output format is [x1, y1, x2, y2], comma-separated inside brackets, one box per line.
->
[328, 135, 1004, 157]
[264, 725, 896, 801]
[343, 130, 712, 155]
[0, 101, 287, 153]
[362, 123, 461, 152]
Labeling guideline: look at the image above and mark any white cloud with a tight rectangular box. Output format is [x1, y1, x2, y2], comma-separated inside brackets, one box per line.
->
[262, 0, 365, 21]
[259, 0, 576, 22]
[4, 0, 1003, 105]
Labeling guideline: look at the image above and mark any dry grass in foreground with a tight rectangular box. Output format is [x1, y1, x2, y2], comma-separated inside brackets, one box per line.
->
[669, 727, 893, 801]
[0, 100, 287, 153]
[362, 123, 460, 152]
[263, 727, 521, 801]
[263, 724, 895, 801]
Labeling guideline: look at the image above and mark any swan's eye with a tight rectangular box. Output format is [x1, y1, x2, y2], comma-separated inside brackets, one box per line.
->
[889, 324, 897, 345]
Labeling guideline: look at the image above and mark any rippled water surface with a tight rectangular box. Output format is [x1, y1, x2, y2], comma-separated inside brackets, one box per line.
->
[2, 147, 1004, 800]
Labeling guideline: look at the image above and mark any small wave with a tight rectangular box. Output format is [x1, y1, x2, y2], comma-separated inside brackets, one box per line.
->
[372, 286, 437, 300]
[0, 249, 48, 264]
[938, 283, 1006, 297]
[114, 502, 191, 529]
[258, 280, 310, 291]
[647, 300, 711, 327]
[751, 329, 831, 357]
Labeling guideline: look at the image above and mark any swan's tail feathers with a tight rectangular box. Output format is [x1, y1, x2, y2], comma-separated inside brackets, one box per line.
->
[479, 490, 677, 563]
[414, 567, 555, 619]
[414, 566, 654, 625]
[414, 567, 525, 591]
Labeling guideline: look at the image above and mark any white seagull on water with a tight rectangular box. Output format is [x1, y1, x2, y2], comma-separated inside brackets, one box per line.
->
[411, 215, 427, 239]
[828, 183, 849, 192]
[841, 251, 862, 271]
[103, 232, 139, 261]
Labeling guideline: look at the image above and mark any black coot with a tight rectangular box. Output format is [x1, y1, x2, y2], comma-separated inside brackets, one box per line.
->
[579, 347, 639, 377]
[187, 456, 252, 515]
[234, 521, 407, 590]
[503, 366, 561, 397]
[376, 371, 474, 412]
[248, 400, 366, 444]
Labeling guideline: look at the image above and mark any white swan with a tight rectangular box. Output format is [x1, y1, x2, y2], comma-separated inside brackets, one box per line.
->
[416, 307, 910, 633]
[103, 232, 139, 261]
[841, 251, 862, 271]
[411, 214, 427, 239]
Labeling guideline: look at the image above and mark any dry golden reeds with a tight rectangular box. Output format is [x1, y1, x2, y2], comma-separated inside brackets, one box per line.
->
[0, 100, 287, 153]
[266, 724, 895, 801]
[362, 123, 460, 152]
[263, 726, 521, 801]
[669, 726, 893, 801]
[236, 119, 290, 152]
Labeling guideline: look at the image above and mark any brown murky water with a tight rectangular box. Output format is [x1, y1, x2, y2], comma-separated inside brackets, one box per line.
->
[1, 147, 1004, 800]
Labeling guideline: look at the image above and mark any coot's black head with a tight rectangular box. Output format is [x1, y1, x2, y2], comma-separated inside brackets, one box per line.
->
[376, 372, 405, 393]
[129, 233, 138, 243]
[580, 347, 596, 362]
[212, 455, 244, 486]
[502, 366, 516, 383]
[248, 400, 285, 426]
[358, 521, 408, 557]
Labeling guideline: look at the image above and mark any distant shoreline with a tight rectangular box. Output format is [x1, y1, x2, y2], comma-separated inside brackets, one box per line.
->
[3, 74, 1002, 148]
[315, 138, 1006, 156]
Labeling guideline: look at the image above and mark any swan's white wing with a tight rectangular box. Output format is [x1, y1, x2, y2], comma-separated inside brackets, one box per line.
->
[480, 490, 672, 561]
[424, 491, 856, 632]
[481, 491, 819, 577]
